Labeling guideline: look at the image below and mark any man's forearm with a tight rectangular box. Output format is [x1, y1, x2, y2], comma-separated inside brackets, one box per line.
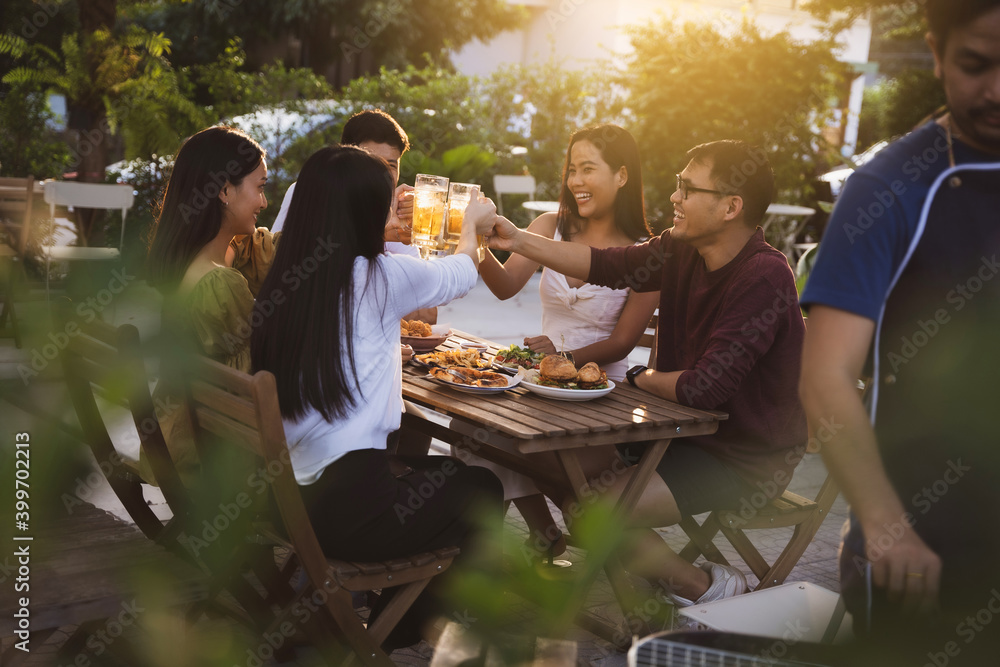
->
[511, 229, 591, 281]
[802, 376, 908, 531]
[634, 369, 682, 402]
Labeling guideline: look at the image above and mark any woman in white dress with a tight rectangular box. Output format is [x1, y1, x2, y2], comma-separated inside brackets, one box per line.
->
[478, 124, 660, 555]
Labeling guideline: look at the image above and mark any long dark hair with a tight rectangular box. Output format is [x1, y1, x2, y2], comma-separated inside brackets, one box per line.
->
[251, 145, 392, 421]
[147, 126, 264, 291]
[556, 124, 649, 242]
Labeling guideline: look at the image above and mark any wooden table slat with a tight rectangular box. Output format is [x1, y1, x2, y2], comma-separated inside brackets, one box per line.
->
[404, 376, 554, 439]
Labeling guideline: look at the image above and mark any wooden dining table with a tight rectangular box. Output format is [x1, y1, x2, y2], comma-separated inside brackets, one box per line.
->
[400, 330, 728, 644]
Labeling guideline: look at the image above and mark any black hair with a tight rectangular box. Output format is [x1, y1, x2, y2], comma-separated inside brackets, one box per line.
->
[147, 126, 264, 290]
[341, 109, 410, 153]
[685, 140, 775, 227]
[556, 124, 650, 242]
[250, 145, 393, 421]
[926, 0, 1000, 54]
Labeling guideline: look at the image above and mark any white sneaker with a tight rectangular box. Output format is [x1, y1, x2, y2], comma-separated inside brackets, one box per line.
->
[670, 562, 748, 608]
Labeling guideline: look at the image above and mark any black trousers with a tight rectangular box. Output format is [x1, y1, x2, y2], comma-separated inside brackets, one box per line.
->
[301, 448, 503, 647]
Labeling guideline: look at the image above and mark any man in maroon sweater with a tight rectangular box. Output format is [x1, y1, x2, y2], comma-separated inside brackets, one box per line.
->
[488, 140, 807, 607]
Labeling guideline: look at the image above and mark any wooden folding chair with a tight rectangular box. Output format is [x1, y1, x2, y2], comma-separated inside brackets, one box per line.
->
[642, 310, 838, 590]
[0, 175, 36, 347]
[182, 354, 461, 666]
[58, 305, 177, 543]
[677, 475, 839, 590]
[57, 306, 301, 649]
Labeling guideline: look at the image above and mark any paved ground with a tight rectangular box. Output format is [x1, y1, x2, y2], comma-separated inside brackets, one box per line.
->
[0, 274, 848, 666]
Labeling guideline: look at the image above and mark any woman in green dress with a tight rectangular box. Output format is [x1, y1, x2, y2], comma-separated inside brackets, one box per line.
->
[142, 125, 277, 482]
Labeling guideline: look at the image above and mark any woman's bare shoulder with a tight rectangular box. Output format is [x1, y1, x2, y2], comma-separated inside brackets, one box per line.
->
[525, 211, 560, 238]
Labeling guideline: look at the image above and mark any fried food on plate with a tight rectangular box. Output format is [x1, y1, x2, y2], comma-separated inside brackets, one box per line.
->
[401, 319, 433, 337]
[416, 349, 488, 369]
[430, 367, 508, 388]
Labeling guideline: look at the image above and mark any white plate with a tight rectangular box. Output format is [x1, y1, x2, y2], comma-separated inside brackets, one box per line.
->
[520, 378, 615, 401]
[427, 369, 523, 395]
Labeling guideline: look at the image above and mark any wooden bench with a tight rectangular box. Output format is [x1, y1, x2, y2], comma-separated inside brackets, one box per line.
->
[0, 501, 207, 665]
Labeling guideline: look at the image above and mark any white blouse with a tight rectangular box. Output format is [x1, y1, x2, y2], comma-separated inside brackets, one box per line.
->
[282, 252, 476, 484]
[539, 229, 632, 381]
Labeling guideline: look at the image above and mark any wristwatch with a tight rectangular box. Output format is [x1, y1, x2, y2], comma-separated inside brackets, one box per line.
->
[626, 364, 647, 387]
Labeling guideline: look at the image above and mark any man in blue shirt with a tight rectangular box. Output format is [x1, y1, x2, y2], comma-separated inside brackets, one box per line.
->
[799, 0, 1000, 662]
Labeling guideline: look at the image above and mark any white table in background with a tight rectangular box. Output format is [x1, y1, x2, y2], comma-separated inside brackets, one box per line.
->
[762, 204, 816, 260]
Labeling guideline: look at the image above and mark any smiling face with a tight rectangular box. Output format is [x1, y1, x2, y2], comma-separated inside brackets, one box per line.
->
[929, 5, 1000, 155]
[358, 140, 402, 186]
[221, 159, 268, 236]
[669, 159, 736, 247]
[565, 139, 626, 221]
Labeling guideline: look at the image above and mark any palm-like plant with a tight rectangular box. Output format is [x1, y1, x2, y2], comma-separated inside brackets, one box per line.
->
[1, 25, 202, 244]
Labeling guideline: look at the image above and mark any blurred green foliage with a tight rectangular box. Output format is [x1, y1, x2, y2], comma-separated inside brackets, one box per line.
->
[620, 17, 849, 223]
[856, 68, 946, 150]
[0, 82, 72, 179]
[272, 62, 626, 230]
[128, 0, 527, 73]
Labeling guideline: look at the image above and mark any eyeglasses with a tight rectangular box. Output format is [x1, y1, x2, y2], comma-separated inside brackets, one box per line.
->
[675, 174, 732, 200]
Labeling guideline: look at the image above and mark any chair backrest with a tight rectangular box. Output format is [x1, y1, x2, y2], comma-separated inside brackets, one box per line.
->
[58, 305, 180, 541]
[181, 356, 335, 605]
[0, 175, 36, 254]
[44, 181, 134, 249]
[493, 174, 536, 216]
[182, 355, 465, 665]
[639, 311, 658, 365]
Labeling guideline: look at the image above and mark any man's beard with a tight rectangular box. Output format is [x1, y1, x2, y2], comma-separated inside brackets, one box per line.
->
[950, 104, 1000, 156]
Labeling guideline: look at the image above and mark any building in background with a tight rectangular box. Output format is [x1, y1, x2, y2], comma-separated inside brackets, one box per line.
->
[452, 0, 872, 156]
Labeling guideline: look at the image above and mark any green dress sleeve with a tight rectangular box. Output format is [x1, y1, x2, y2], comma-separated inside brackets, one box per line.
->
[186, 267, 256, 373]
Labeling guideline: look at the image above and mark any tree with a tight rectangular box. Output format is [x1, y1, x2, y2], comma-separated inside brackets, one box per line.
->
[266, 62, 626, 229]
[620, 17, 849, 224]
[857, 68, 946, 149]
[483, 61, 629, 204]
[1, 0, 203, 244]
[131, 0, 527, 86]
[0, 82, 72, 179]
[803, 0, 922, 34]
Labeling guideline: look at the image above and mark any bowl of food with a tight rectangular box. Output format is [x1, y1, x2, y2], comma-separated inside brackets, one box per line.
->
[400, 319, 450, 352]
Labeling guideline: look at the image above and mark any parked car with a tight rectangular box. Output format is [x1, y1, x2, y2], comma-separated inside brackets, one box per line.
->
[817, 140, 889, 199]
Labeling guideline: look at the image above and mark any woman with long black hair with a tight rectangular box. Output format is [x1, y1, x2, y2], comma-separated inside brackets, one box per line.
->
[143, 125, 275, 483]
[250, 145, 503, 648]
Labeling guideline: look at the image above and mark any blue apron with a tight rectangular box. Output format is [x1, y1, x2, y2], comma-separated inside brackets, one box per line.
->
[844, 159, 1000, 625]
